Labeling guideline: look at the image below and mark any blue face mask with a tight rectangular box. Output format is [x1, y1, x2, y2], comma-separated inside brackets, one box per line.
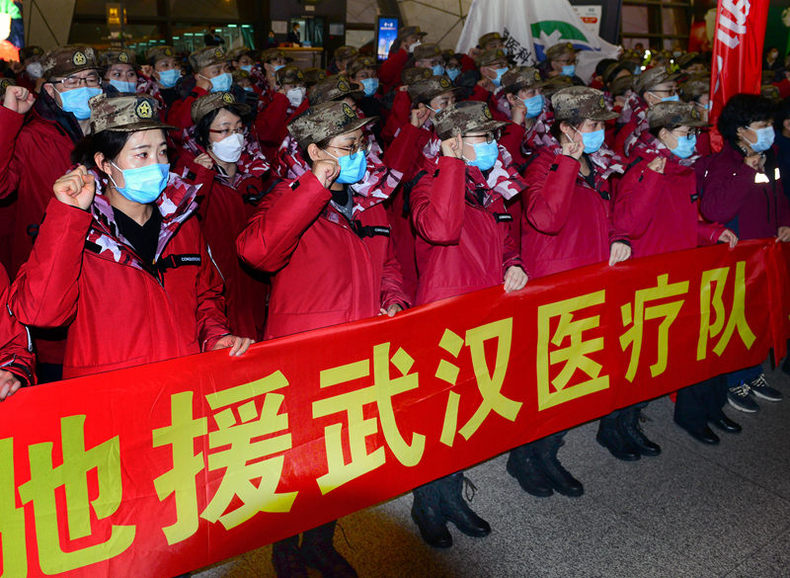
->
[522, 94, 544, 118]
[750, 126, 775, 152]
[361, 77, 379, 97]
[562, 64, 576, 77]
[327, 150, 368, 184]
[157, 69, 180, 88]
[59, 86, 102, 120]
[243, 86, 255, 93]
[431, 63, 446, 77]
[109, 79, 136, 94]
[575, 127, 605, 154]
[110, 162, 170, 204]
[670, 134, 697, 159]
[466, 140, 499, 172]
[447, 68, 460, 82]
[491, 67, 508, 87]
[241, 64, 254, 73]
[273, 64, 285, 72]
[209, 72, 232, 93]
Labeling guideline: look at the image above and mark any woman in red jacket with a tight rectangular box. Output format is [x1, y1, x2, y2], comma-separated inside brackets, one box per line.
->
[518, 87, 624, 497]
[236, 100, 409, 578]
[611, 101, 740, 445]
[409, 101, 527, 549]
[176, 91, 270, 340]
[9, 94, 251, 379]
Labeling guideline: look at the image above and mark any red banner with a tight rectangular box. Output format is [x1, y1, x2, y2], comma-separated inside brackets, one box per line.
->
[0, 240, 786, 577]
[708, 0, 770, 151]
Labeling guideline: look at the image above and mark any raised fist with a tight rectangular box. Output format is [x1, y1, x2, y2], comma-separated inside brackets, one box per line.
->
[53, 165, 95, 210]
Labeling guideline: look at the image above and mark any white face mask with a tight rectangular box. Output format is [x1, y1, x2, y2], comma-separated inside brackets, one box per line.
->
[408, 40, 422, 53]
[211, 132, 245, 163]
[286, 87, 306, 108]
[26, 62, 43, 79]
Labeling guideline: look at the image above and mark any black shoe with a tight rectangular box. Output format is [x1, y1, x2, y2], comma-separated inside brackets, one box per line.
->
[300, 541, 357, 578]
[748, 373, 783, 402]
[411, 486, 452, 548]
[437, 474, 491, 538]
[597, 418, 641, 461]
[272, 538, 308, 578]
[619, 408, 661, 457]
[535, 438, 584, 497]
[506, 447, 553, 497]
[676, 421, 720, 445]
[710, 415, 742, 433]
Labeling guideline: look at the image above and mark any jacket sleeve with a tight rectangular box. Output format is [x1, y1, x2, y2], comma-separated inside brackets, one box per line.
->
[0, 106, 26, 199]
[196, 234, 232, 351]
[0, 266, 35, 387]
[696, 217, 726, 246]
[8, 199, 92, 329]
[255, 92, 291, 147]
[523, 152, 580, 235]
[236, 171, 331, 273]
[166, 86, 209, 130]
[379, 49, 410, 94]
[381, 121, 423, 173]
[381, 89, 412, 146]
[380, 239, 411, 310]
[410, 156, 466, 245]
[698, 157, 754, 225]
[611, 159, 662, 241]
[502, 216, 523, 271]
[499, 123, 528, 167]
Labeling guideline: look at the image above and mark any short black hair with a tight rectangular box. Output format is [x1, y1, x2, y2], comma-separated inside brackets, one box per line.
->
[595, 58, 617, 78]
[71, 129, 133, 169]
[194, 108, 220, 149]
[717, 93, 775, 150]
[550, 118, 583, 141]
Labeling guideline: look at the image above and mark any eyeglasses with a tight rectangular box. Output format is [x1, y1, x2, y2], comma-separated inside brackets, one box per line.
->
[327, 137, 370, 155]
[209, 127, 246, 138]
[672, 128, 700, 138]
[463, 132, 497, 144]
[51, 73, 101, 89]
[651, 88, 678, 96]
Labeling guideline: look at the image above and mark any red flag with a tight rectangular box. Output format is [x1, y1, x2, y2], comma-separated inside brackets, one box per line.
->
[708, 0, 770, 152]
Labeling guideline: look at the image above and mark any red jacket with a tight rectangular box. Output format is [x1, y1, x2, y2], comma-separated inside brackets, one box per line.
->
[411, 156, 522, 305]
[236, 171, 409, 340]
[612, 150, 724, 258]
[256, 91, 309, 160]
[0, 265, 35, 387]
[379, 48, 411, 95]
[166, 85, 209, 131]
[521, 151, 614, 279]
[9, 178, 230, 379]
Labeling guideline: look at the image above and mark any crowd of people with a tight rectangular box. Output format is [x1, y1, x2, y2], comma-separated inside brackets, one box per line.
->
[0, 25, 789, 578]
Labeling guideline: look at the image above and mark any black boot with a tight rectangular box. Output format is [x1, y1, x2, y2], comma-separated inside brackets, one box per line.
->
[437, 473, 491, 538]
[534, 436, 584, 497]
[597, 413, 640, 461]
[300, 521, 357, 578]
[619, 406, 661, 457]
[411, 483, 452, 548]
[272, 535, 307, 578]
[506, 444, 553, 497]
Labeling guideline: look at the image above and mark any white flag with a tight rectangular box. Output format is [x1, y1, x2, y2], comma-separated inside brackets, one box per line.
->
[456, 0, 621, 83]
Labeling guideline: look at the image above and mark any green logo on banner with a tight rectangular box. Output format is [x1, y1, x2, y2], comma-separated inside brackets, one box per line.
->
[531, 20, 589, 44]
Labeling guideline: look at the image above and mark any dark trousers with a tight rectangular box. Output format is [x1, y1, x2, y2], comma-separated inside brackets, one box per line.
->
[674, 375, 728, 430]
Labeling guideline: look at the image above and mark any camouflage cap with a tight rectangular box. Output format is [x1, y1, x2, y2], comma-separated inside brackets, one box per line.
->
[334, 45, 358, 62]
[99, 49, 137, 69]
[146, 45, 176, 65]
[42, 46, 99, 80]
[188, 46, 227, 72]
[260, 48, 286, 63]
[674, 51, 700, 70]
[407, 75, 458, 104]
[539, 75, 574, 98]
[308, 75, 363, 105]
[476, 48, 508, 68]
[762, 84, 782, 103]
[501, 66, 543, 94]
[412, 43, 442, 62]
[434, 101, 508, 141]
[478, 32, 503, 48]
[609, 74, 634, 98]
[303, 67, 328, 87]
[679, 75, 709, 101]
[634, 65, 680, 94]
[288, 101, 377, 150]
[19, 45, 44, 62]
[89, 93, 174, 133]
[227, 46, 255, 61]
[545, 42, 575, 62]
[602, 61, 632, 85]
[190, 91, 251, 125]
[551, 86, 619, 122]
[347, 56, 377, 78]
[0, 78, 15, 100]
[276, 65, 305, 86]
[647, 101, 706, 129]
[401, 66, 433, 86]
[232, 69, 252, 84]
[397, 26, 427, 41]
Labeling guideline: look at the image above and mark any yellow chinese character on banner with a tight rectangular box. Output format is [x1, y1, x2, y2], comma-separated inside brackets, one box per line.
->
[200, 371, 298, 530]
[0, 437, 27, 577]
[313, 342, 425, 495]
[152, 391, 208, 545]
[620, 274, 689, 382]
[537, 290, 609, 410]
[697, 261, 757, 360]
[17, 415, 136, 574]
[436, 318, 521, 447]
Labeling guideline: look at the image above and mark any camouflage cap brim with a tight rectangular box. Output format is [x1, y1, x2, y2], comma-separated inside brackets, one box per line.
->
[103, 119, 177, 133]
